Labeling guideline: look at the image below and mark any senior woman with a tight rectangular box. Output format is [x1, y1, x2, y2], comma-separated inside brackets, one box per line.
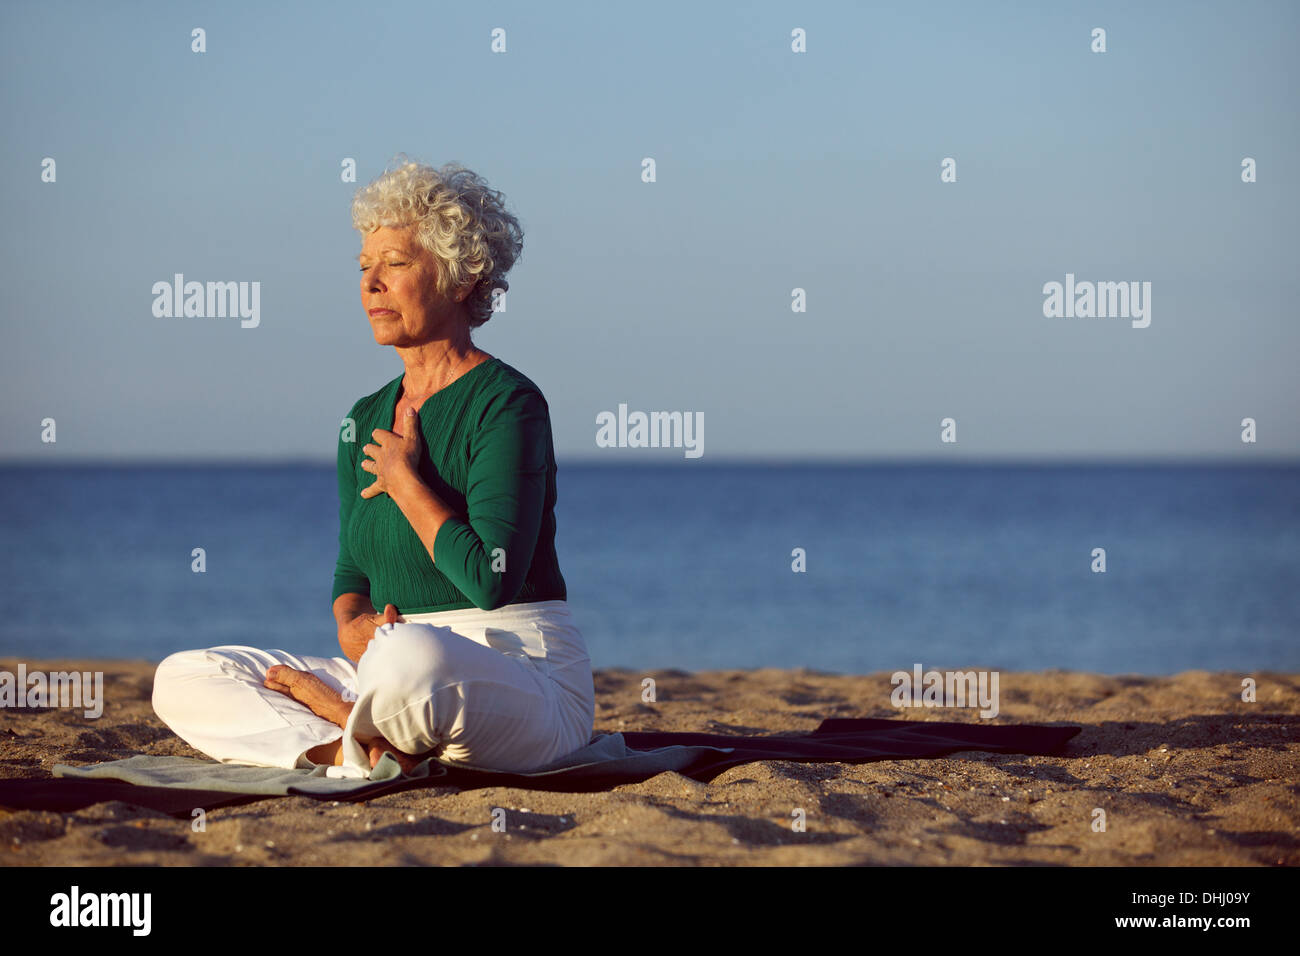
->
[151, 159, 595, 778]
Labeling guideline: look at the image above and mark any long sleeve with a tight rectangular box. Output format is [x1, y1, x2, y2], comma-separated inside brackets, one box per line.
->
[331, 404, 371, 603]
[431, 386, 549, 611]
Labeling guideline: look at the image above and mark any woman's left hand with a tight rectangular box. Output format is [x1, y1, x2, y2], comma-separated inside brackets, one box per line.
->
[360, 407, 424, 500]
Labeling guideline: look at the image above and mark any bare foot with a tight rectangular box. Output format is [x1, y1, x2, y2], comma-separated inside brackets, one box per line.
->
[305, 739, 345, 766]
[265, 667, 427, 775]
[362, 735, 425, 774]
[302, 737, 422, 772]
[264, 666, 354, 728]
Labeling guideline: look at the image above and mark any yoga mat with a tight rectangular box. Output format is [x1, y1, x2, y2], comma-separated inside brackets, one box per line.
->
[0, 717, 1081, 818]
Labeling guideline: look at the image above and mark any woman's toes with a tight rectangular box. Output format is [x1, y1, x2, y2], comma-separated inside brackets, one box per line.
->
[364, 739, 420, 774]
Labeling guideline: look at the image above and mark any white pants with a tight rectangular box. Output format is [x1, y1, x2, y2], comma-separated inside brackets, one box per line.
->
[151, 600, 595, 779]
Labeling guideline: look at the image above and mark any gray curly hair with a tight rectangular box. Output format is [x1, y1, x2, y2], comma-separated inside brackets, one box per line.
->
[351, 156, 524, 329]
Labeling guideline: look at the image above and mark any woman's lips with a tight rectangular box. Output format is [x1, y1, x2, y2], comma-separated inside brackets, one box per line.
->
[368, 309, 395, 316]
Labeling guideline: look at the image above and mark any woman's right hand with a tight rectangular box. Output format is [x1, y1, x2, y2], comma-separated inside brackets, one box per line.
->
[338, 603, 400, 662]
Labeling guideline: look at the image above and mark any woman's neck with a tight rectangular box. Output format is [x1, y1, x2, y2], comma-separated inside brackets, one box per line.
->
[397, 340, 487, 401]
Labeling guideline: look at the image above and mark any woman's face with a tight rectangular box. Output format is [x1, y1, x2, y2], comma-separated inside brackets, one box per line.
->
[359, 224, 464, 347]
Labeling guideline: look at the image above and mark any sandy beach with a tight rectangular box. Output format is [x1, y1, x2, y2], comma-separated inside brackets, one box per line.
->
[1, 660, 1296, 866]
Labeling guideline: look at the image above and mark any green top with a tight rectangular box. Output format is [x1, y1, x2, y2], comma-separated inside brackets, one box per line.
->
[332, 357, 568, 613]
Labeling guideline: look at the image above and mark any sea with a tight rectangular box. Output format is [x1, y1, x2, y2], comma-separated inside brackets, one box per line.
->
[0, 463, 1295, 675]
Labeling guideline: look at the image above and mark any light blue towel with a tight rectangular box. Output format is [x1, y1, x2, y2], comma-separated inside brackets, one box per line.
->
[52, 732, 735, 797]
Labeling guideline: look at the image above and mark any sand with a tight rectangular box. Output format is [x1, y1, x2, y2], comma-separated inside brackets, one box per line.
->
[1, 660, 1296, 866]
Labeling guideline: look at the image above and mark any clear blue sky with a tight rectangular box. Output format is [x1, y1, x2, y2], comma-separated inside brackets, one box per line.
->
[2, 0, 1296, 463]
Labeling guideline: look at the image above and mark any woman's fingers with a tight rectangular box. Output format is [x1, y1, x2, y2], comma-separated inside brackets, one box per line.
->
[384, 603, 399, 625]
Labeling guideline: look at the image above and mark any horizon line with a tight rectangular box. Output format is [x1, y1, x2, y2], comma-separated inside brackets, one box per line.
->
[0, 455, 1295, 468]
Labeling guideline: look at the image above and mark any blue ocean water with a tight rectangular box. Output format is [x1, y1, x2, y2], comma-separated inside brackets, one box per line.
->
[0, 464, 1295, 674]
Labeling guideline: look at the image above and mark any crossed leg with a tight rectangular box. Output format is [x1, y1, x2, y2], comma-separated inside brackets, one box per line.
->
[263, 665, 423, 773]
[153, 620, 587, 777]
